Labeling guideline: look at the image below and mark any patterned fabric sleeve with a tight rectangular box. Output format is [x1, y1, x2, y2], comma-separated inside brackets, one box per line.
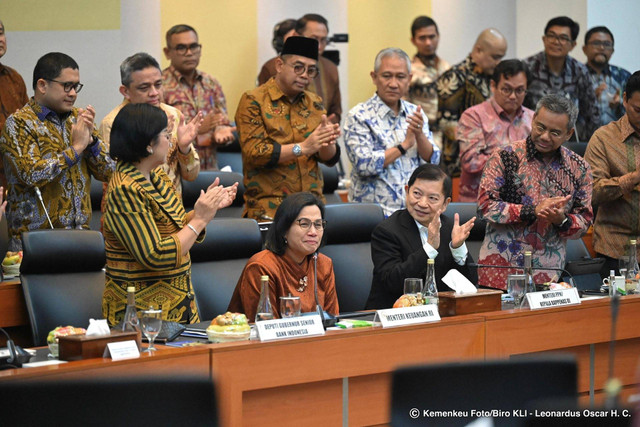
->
[477, 150, 531, 225]
[559, 156, 593, 239]
[0, 114, 79, 187]
[320, 257, 339, 316]
[584, 130, 627, 204]
[343, 112, 385, 177]
[104, 183, 182, 271]
[235, 92, 280, 170]
[86, 126, 115, 182]
[577, 70, 600, 140]
[457, 108, 488, 174]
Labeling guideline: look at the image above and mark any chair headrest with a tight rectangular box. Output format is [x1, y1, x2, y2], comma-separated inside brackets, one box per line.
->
[189, 218, 262, 262]
[182, 171, 245, 209]
[320, 163, 339, 193]
[323, 203, 385, 244]
[444, 202, 486, 240]
[21, 230, 106, 274]
[90, 178, 104, 211]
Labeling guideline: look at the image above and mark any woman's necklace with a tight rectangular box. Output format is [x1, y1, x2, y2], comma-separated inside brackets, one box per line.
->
[297, 276, 308, 292]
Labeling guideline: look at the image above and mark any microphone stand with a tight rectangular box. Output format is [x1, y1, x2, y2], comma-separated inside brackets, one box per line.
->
[604, 293, 621, 409]
[34, 187, 54, 229]
[313, 253, 335, 329]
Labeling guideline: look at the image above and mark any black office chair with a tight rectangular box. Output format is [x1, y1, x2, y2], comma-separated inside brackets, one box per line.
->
[391, 356, 577, 427]
[562, 141, 588, 158]
[0, 376, 218, 427]
[217, 151, 243, 174]
[444, 202, 486, 262]
[20, 229, 106, 346]
[89, 177, 105, 232]
[321, 203, 385, 312]
[190, 218, 263, 320]
[320, 163, 342, 204]
[0, 215, 9, 262]
[181, 171, 245, 218]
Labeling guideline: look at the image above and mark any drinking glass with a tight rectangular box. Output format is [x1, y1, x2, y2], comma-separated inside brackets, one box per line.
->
[507, 274, 526, 308]
[403, 278, 423, 296]
[141, 308, 162, 353]
[618, 257, 629, 276]
[280, 295, 302, 318]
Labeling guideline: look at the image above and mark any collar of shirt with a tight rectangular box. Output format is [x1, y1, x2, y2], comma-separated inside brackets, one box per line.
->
[620, 114, 639, 141]
[489, 98, 525, 122]
[0, 63, 7, 74]
[32, 100, 70, 123]
[414, 218, 441, 245]
[267, 78, 305, 104]
[586, 62, 612, 77]
[168, 65, 203, 85]
[370, 92, 409, 120]
[414, 53, 440, 69]
[525, 134, 565, 165]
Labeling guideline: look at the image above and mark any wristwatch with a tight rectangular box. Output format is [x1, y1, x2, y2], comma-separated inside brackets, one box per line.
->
[292, 144, 302, 157]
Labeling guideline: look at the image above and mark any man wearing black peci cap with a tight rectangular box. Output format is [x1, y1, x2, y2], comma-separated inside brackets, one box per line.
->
[235, 36, 341, 221]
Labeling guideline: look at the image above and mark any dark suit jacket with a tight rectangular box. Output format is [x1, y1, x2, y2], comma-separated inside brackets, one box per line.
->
[366, 209, 477, 309]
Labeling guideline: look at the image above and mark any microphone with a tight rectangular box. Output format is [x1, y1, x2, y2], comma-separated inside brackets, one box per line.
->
[312, 252, 336, 329]
[34, 187, 54, 229]
[605, 293, 621, 408]
[0, 327, 30, 369]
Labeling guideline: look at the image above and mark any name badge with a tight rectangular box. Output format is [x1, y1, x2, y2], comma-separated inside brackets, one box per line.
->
[106, 340, 140, 361]
[256, 315, 325, 342]
[526, 288, 581, 310]
[376, 304, 441, 328]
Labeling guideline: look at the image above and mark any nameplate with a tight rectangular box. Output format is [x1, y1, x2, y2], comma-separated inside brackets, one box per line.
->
[526, 288, 581, 310]
[106, 340, 140, 361]
[377, 304, 441, 328]
[256, 315, 325, 342]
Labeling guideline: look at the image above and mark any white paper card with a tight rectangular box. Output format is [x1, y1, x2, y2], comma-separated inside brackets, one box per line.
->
[256, 315, 325, 342]
[376, 304, 441, 328]
[526, 288, 581, 310]
[106, 340, 140, 360]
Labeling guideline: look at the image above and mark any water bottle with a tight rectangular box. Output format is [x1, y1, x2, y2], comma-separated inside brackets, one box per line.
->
[255, 275, 275, 322]
[423, 259, 438, 306]
[122, 286, 140, 332]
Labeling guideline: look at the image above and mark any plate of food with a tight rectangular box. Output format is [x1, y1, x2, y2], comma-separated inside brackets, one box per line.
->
[206, 312, 251, 343]
[2, 251, 22, 277]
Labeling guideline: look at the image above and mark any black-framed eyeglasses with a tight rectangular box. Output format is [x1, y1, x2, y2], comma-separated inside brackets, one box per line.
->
[499, 86, 527, 96]
[587, 41, 613, 50]
[544, 33, 572, 44]
[296, 218, 326, 230]
[286, 62, 319, 79]
[46, 79, 83, 93]
[170, 43, 202, 55]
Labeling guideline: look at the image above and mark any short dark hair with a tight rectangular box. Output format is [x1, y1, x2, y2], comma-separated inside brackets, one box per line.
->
[491, 59, 531, 85]
[120, 52, 160, 86]
[32, 52, 79, 90]
[265, 192, 326, 256]
[295, 14, 329, 34]
[411, 16, 438, 37]
[584, 26, 614, 46]
[625, 71, 640, 100]
[407, 164, 451, 199]
[544, 16, 579, 41]
[165, 24, 198, 46]
[109, 103, 167, 163]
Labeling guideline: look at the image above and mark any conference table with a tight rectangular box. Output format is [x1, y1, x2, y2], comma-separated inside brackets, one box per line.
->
[1, 295, 639, 426]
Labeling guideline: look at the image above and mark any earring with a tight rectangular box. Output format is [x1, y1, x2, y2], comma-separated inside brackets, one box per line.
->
[284, 237, 288, 245]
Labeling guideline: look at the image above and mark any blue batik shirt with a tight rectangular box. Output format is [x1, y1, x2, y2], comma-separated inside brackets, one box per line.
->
[586, 63, 631, 127]
[344, 93, 440, 217]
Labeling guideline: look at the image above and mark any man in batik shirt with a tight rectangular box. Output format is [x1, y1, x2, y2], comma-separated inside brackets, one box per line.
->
[0, 52, 115, 250]
[457, 60, 533, 202]
[101, 52, 200, 197]
[436, 28, 507, 177]
[523, 16, 599, 142]
[582, 26, 631, 127]
[344, 48, 440, 218]
[477, 94, 593, 290]
[162, 24, 234, 170]
[406, 15, 450, 150]
[235, 37, 340, 221]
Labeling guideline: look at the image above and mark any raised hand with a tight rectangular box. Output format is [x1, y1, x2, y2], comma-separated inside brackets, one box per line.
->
[0, 186, 6, 221]
[177, 112, 204, 153]
[301, 115, 340, 156]
[213, 125, 236, 145]
[451, 213, 476, 249]
[427, 207, 443, 250]
[71, 105, 96, 154]
[535, 195, 571, 225]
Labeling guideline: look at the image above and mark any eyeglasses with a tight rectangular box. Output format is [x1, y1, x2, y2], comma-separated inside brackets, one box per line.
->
[499, 86, 527, 96]
[285, 62, 319, 79]
[587, 41, 613, 50]
[296, 218, 326, 231]
[170, 43, 202, 55]
[545, 33, 572, 44]
[46, 79, 83, 93]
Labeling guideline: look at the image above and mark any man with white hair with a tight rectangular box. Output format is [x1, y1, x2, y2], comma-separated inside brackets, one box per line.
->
[344, 47, 440, 217]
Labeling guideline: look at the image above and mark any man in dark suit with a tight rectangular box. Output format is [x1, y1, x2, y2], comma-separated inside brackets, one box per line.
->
[366, 164, 477, 309]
